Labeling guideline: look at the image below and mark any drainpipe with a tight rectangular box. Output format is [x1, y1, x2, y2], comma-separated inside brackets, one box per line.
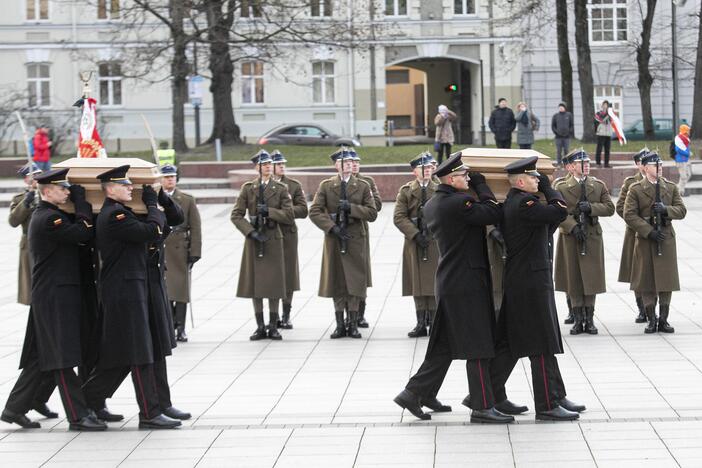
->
[347, 0, 356, 137]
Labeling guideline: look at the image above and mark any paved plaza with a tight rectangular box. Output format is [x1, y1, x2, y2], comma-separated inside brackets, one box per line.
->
[1, 194, 702, 467]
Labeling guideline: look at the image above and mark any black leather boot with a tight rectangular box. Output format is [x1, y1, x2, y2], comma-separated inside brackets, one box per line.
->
[347, 311, 362, 339]
[330, 311, 347, 339]
[408, 311, 428, 338]
[558, 397, 586, 413]
[420, 395, 452, 412]
[569, 307, 584, 335]
[95, 407, 124, 422]
[564, 296, 574, 324]
[278, 303, 293, 329]
[536, 405, 579, 421]
[138, 414, 181, 429]
[69, 415, 107, 431]
[176, 325, 188, 342]
[644, 305, 657, 334]
[249, 312, 267, 341]
[357, 300, 369, 328]
[393, 389, 430, 420]
[584, 307, 598, 335]
[163, 406, 192, 420]
[471, 408, 515, 424]
[267, 313, 282, 340]
[635, 295, 647, 323]
[1, 409, 40, 428]
[32, 403, 58, 419]
[658, 305, 675, 333]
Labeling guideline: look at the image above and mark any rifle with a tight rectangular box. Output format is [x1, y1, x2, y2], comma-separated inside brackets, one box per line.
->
[576, 158, 588, 256]
[336, 152, 349, 255]
[652, 161, 664, 256]
[14, 111, 32, 166]
[255, 159, 267, 258]
[416, 162, 429, 262]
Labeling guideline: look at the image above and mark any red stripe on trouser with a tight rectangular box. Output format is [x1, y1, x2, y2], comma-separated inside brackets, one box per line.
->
[150, 366, 159, 407]
[133, 366, 150, 419]
[540, 355, 551, 411]
[477, 359, 488, 409]
[59, 370, 77, 421]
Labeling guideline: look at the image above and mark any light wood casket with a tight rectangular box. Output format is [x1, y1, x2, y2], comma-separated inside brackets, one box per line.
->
[53, 157, 161, 214]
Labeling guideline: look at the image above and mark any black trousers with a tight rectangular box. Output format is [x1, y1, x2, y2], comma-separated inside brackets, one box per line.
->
[172, 302, 187, 328]
[519, 143, 532, 149]
[4, 340, 58, 415]
[490, 340, 566, 413]
[54, 368, 90, 422]
[436, 143, 452, 164]
[595, 136, 611, 166]
[496, 138, 512, 149]
[83, 362, 162, 419]
[405, 330, 496, 410]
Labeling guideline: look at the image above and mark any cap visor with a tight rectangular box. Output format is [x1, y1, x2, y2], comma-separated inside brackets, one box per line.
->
[113, 179, 133, 185]
[56, 181, 71, 188]
[525, 170, 541, 177]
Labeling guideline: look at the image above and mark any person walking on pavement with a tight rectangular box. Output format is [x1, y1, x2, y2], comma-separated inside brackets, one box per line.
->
[489, 98, 516, 149]
[393, 152, 440, 338]
[594, 101, 613, 167]
[163, 164, 202, 343]
[271, 150, 308, 329]
[515, 102, 540, 150]
[554, 150, 615, 335]
[2, 168, 105, 431]
[673, 124, 693, 197]
[551, 103, 574, 165]
[434, 105, 456, 164]
[309, 149, 378, 339]
[231, 151, 294, 341]
[624, 152, 687, 334]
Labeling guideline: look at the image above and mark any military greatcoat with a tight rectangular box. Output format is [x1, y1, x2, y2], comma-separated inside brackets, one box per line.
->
[231, 178, 294, 299]
[278, 175, 308, 293]
[164, 188, 202, 303]
[616, 172, 643, 283]
[309, 175, 378, 298]
[624, 177, 687, 293]
[554, 176, 615, 296]
[9, 191, 37, 305]
[357, 173, 381, 288]
[393, 180, 439, 297]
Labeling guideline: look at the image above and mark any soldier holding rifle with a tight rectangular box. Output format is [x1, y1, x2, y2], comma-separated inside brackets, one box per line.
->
[309, 149, 378, 339]
[623, 152, 686, 334]
[393, 152, 440, 338]
[231, 151, 294, 341]
[554, 149, 614, 335]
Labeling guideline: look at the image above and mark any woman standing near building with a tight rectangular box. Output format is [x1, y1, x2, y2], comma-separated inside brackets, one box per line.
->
[434, 105, 456, 164]
[594, 101, 612, 167]
[515, 102, 540, 149]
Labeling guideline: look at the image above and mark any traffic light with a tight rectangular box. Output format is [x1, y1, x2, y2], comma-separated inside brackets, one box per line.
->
[445, 83, 458, 93]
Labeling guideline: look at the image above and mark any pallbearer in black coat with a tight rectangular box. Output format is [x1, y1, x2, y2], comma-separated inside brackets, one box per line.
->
[491, 156, 586, 421]
[393, 152, 516, 424]
[1, 169, 106, 431]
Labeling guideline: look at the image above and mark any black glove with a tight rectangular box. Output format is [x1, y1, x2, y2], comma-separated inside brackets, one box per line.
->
[338, 199, 352, 213]
[142, 185, 158, 207]
[69, 184, 86, 203]
[648, 229, 665, 242]
[571, 224, 587, 243]
[488, 228, 505, 246]
[330, 225, 352, 240]
[257, 203, 269, 218]
[414, 232, 430, 249]
[652, 202, 667, 216]
[188, 256, 200, 265]
[248, 230, 269, 243]
[158, 188, 173, 207]
[577, 201, 592, 214]
[23, 190, 36, 208]
[537, 174, 552, 193]
[468, 172, 486, 187]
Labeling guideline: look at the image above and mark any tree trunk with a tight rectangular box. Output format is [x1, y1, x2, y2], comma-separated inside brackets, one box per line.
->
[692, 7, 702, 139]
[573, 0, 596, 142]
[170, 0, 189, 153]
[205, 0, 241, 145]
[556, 0, 574, 112]
[636, 0, 657, 141]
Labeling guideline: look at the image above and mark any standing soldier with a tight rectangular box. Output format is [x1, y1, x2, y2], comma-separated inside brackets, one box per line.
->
[554, 150, 615, 335]
[351, 149, 381, 329]
[271, 150, 308, 329]
[309, 149, 378, 339]
[393, 152, 439, 338]
[624, 152, 687, 334]
[617, 149, 648, 323]
[231, 151, 294, 340]
[10, 163, 41, 306]
[163, 164, 202, 342]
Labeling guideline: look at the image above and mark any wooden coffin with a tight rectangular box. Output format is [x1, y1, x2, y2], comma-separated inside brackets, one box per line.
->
[458, 148, 556, 201]
[53, 157, 161, 214]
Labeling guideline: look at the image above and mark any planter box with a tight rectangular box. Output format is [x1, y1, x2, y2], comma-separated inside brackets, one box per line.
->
[53, 157, 160, 214]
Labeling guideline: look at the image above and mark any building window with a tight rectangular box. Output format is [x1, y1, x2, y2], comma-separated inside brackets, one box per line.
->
[241, 0, 262, 18]
[311, 0, 332, 17]
[594, 85, 623, 123]
[97, 0, 120, 20]
[454, 0, 475, 15]
[385, 0, 407, 16]
[386, 69, 410, 84]
[99, 62, 122, 106]
[27, 63, 50, 107]
[312, 61, 335, 104]
[26, 0, 49, 21]
[589, 0, 627, 42]
[242, 61, 264, 104]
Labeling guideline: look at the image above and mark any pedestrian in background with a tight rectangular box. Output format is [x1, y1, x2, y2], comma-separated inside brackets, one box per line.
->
[674, 124, 692, 197]
[434, 105, 456, 164]
[515, 102, 539, 150]
[551, 103, 574, 165]
[32, 128, 52, 172]
[594, 101, 613, 167]
[489, 98, 516, 149]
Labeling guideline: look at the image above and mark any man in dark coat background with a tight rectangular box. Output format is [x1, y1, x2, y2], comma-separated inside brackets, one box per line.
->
[393, 152, 515, 424]
[488, 98, 517, 149]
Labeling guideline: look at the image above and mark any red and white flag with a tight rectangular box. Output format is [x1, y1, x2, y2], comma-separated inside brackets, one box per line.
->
[608, 108, 627, 145]
[77, 97, 107, 158]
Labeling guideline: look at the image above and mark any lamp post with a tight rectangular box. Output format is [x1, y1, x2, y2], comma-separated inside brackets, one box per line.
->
[672, 0, 679, 128]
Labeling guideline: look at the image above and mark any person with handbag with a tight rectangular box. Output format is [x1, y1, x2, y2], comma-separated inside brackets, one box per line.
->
[434, 105, 456, 164]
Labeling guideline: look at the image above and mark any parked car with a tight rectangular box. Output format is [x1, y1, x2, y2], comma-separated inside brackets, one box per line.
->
[257, 124, 361, 147]
[623, 118, 689, 141]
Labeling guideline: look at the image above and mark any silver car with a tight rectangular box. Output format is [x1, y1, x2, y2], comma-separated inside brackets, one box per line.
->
[257, 124, 361, 147]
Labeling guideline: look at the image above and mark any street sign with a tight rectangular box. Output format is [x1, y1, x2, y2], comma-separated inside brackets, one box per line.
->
[189, 75, 204, 106]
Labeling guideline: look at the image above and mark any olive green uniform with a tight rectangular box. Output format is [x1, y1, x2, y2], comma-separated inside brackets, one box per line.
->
[9, 191, 37, 306]
[356, 173, 382, 327]
[616, 172, 646, 319]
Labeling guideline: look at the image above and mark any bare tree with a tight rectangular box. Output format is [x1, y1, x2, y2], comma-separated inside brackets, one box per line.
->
[634, 0, 658, 140]
[573, 0, 596, 142]
[556, 0, 574, 112]
[692, 7, 702, 138]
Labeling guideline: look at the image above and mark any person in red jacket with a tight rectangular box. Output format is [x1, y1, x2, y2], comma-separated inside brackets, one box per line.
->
[32, 128, 52, 172]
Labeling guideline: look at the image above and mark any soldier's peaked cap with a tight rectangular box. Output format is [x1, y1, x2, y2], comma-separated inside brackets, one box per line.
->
[35, 168, 71, 187]
[160, 164, 177, 176]
[409, 152, 435, 169]
[634, 147, 650, 162]
[640, 151, 661, 165]
[330, 147, 352, 162]
[271, 150, 287, 164]
[97, 165, 132, 185]
[434, 151, 469, 178]
[18, 162, 41, 177]
[504, 156, 540, 176]
[251, 150, 272, 165]
[562, 148, 590, 165]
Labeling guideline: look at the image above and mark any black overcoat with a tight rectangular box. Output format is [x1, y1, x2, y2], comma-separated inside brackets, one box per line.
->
[424, 183, 502, 360]
[96, 198, 165, 369]
[498, 187, 568, 358]
[21, 201, 93, 371]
